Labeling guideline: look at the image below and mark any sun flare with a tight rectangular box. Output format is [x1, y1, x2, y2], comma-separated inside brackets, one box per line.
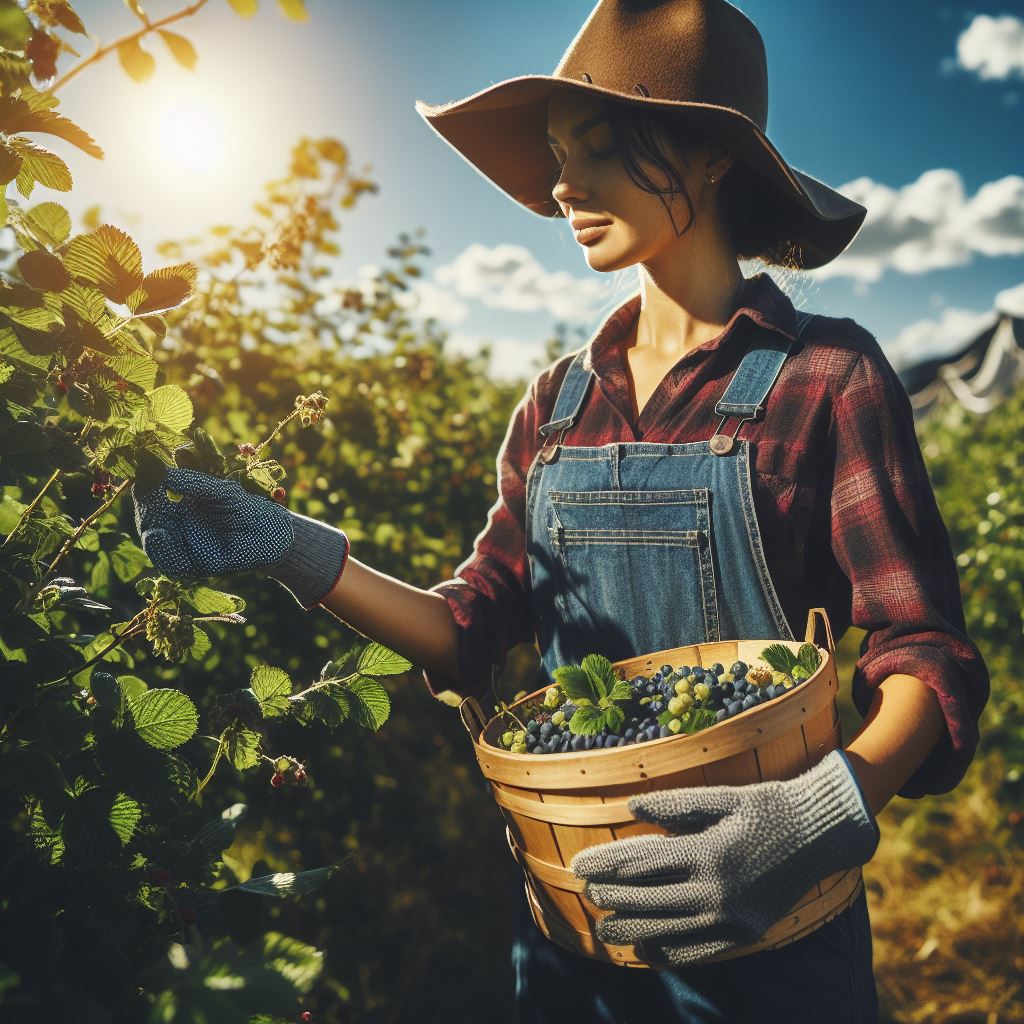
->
[151, 100, 228, 176]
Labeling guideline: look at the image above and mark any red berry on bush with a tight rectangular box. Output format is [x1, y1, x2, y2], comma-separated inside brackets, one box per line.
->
[115, 378, 128, 393]
[271, 486, 286, 503]
[294, 767, 307, 785]
[238, 443, 258, 457]
[270, 772, 287, 788]
[56, 377, 68, 393]
[300, 1013, 313, 1023]
[91, 482, 106, 498]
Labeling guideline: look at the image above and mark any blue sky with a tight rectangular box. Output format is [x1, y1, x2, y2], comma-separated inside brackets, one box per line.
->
[46, 1, 1024, 379]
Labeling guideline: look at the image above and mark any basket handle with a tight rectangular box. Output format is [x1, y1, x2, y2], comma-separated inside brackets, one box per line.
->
[459, 696, 487, 743]
[804, 607, 835, 654]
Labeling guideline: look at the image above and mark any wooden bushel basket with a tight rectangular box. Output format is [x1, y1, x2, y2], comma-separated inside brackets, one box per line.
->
[459, 607, 863, 968]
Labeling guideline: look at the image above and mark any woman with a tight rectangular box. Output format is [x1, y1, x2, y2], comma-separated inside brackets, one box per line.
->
[132, 2, 990, 1021]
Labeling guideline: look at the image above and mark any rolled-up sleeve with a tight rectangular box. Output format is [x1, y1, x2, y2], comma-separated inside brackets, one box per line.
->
[422, 377, 540, 703]
[828, 349, 990, 798]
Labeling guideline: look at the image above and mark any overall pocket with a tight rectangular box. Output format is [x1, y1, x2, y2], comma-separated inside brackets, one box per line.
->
[546, 488, 721, 659]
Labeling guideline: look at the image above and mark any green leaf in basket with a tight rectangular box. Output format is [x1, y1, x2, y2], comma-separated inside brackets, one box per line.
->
[759, 643, 799, 674]
[603, 704, 625, 735]
[580, 654, 617, 698]
[797, 643, 822, 674]
[607, 678, 633, 703]
[568, 704, 605, 736]
[552, 663, 601, 704]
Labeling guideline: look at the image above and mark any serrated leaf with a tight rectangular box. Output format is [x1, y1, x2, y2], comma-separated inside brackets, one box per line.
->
[759, 643, 798, 674]
[355, 641, 412, 677]
[189, 624, 210, 659]
[126, 261, 197, 315]
[63, 224, 144, 303]
[129, 688, 199, 750]
[225, 727, 261, 770]
[607, 678, 632, 703]
[249, 665, 291, 718]
[146, 384, 193, 434]
[604, 704, 625, 734]
[61, 788, 141, 864]
[191, 802, 246, 857]
[797, 643, 822, 673]
[182, 585, 244, 615]
[117, 36, 155, 82]
[567, 703, 605, 736]
[347, 675, 390, 731]
[10, 138, 72, 195]
[231, 865, 333, 899]
[24, 201, 71, 246]
[580, 654, 616, 699]
[108, 352, 158, 390]
[0, 97, 103, 158]
[552, 663, 601, 704]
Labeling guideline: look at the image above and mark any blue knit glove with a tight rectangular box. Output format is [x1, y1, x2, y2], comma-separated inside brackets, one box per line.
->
[569, 749, 880, 966]
[131, 467, 350, 611]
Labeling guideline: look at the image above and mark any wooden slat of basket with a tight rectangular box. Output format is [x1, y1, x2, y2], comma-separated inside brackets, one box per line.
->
[701, 747, 759, 786]
[493, 784, 634, 825]
[754, 723, 812, 781]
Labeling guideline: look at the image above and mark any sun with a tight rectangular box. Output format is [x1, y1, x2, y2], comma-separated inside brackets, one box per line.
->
[151, 100, 228, 176]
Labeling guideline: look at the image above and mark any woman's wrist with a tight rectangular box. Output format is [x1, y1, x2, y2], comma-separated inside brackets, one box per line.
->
[264, 510, 350, 611]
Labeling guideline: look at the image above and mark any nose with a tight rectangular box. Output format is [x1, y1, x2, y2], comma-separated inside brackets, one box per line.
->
[550, 158, 589, 210]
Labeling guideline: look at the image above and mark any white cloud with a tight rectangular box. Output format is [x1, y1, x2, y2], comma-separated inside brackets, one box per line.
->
[955, 14, 1024, 80]
[443, 331, 549, 380]
[811, 170, 1024, 284]
[882, 306, 998, 373]
[395, 278, 469, 326]
[433, 242, 607, 321]
[995, 280, 1024, 317]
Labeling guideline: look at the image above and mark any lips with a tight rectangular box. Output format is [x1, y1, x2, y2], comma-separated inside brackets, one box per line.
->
[574, 223, 610, 244]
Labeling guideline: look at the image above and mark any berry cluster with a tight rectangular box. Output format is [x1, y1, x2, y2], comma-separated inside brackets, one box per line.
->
[294, 391, 328, 428]
[270, 755, 307, 788]
[91, 469, 114, 498]
[495, 654, 815, 756]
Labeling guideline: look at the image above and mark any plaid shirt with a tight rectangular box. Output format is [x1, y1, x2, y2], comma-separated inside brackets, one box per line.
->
[423, 271, 989, 798]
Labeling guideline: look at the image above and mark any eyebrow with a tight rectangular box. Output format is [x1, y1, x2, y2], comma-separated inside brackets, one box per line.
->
[545, 113, 609, 145]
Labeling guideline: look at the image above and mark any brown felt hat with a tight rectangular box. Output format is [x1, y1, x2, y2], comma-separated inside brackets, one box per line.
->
[415, 0, 866, 270]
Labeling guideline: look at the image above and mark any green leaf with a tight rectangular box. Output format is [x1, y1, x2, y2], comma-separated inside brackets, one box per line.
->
[0, 97, 103, 158]
[797, 643, 822, 673]
[109, 352, 158, 391]
[347, 675, 390, 731]
[183, 585, 245, 615]
[61, 788, 141, 864]
[191, 802, 246, 857]
[145, 384, 193, 434]
[24, 201, 71, 246]
[157, 29, 197, 69]
[0, 4, 33, 48]
[63, 223, 144, 304]
[567, 703, 605, 736]
[189, 624, 211, 659]
[117, 36, 155, 83]
[10, 138, 73, 196]
[230, 865, 334, 899]
[607, 678, 633, 703]
[604, 704, 625, 734]
[355, 640, 412, 677]
[225, 726, 261, 770]
[110, 539, 148, 582]
[580, 654, 617, 698]
[552, 663, 601, 704]
[126, 261, 197, 315]
[129, 688, 199, 750]
[759, 643, 798, 674]
[249, 665, 291, 718]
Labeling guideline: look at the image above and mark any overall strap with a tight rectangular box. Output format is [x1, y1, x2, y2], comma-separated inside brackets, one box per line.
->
[537, 350, 595, 441]
[709, 310, 815, 455]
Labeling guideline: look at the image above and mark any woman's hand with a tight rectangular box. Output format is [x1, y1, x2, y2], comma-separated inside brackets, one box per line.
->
[132, 467, 350, 610]
[568, 749, 880, 966]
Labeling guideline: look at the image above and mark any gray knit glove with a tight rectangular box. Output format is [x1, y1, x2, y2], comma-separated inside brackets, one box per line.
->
[132, 467, 350, 611]
[569, 749, 880, 967]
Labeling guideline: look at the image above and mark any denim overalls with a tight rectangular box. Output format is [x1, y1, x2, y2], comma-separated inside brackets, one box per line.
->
[511, 311, 879, 1024]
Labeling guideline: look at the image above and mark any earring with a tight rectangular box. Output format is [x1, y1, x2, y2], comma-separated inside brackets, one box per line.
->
[705, 174, 717, 184]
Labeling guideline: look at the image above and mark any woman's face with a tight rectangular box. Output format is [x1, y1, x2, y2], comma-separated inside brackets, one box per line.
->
[545, 90, 726, 272]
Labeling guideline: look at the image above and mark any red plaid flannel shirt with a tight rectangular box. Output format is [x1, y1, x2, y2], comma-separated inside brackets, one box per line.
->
[422, 271, 989, 798]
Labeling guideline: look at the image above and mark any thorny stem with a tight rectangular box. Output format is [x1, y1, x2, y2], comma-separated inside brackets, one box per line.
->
[1, 468, 62, 549]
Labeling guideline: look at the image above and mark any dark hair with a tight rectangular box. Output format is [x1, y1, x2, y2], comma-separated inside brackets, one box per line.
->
[603, 100, 802, 268]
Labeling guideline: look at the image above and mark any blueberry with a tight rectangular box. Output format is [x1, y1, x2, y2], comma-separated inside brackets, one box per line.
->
[584, 735, 596, 750]
[730, 661, 748, 677]
[715, 709, 729, 723]
[571, 735, 585, 751]
[646, 725, 660, 741]
[728, 700, 743, 716]
[527, 720, 540, 735]
[659, 725, 672, 738]
[742, 695, 758, 710]
[624, 727, 635, 741]
[660, 664, 674, 677]
[708, 663, 724, 676]
[539, 723, 554, 740]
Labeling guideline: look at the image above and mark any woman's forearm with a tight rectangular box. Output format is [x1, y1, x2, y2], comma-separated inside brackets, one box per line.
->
[315, 554, 463, 684]
[843, 672, 947, 817]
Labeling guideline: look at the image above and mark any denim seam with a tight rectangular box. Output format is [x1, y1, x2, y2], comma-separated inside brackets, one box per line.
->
[735, 441, 794, 640]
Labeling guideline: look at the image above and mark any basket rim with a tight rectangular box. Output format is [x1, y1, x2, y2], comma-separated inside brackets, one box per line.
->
[475, 640, 833, 757]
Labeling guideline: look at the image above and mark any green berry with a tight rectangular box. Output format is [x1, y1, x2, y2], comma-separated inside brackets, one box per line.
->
[694, 683, 710, 702]
[667, 718, 683, 734]
[501, 730, 515, 747]
[551, 711, 565, 726]
[674, 679, 691, 696]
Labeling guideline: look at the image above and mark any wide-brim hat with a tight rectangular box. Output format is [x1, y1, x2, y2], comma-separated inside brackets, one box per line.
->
[415, 0, 866, 270]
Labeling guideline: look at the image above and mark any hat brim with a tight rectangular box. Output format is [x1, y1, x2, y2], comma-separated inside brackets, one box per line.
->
[415, 75, 865, 270]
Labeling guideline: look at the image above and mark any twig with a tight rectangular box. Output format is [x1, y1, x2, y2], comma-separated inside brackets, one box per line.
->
[1, 468, 62, 549]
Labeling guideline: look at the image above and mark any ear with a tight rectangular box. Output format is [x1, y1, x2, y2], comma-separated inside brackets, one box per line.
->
[705, 143, 736, 181]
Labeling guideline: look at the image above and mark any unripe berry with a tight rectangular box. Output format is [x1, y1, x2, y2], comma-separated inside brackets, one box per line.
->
[270, 772, 287, 788]
[271, 486, 286, 503]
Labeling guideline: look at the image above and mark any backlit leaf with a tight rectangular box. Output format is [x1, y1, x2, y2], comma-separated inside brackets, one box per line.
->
[157, 29, 197, 69]
[116, 36, 155, 83]
[355, 641, 412, 677]
[129, 688, 199, 750]
[250, 665, 291, 718]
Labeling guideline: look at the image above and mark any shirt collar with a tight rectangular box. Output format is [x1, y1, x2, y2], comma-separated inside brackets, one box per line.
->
[581, 271, 798, 376]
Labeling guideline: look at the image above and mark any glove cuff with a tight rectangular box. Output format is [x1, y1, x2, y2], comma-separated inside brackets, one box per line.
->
[792, 748, 881, 873]
[265, 510, 350, 611]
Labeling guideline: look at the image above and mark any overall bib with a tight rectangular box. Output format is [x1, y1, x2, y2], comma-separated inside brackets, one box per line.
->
[511, 312, 878, 1024]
